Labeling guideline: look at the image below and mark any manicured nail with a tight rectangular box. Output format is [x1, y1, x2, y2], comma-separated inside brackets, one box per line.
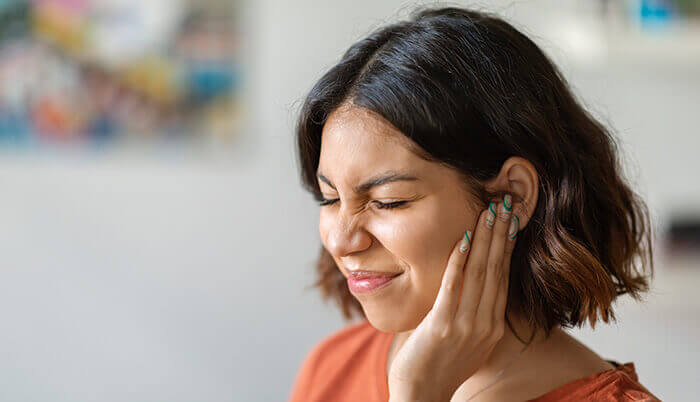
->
[486, 202, 496, 228]
[503, 194, 512, 212]
[508, 215, 519, 240]
[498, 194, 513, 221]
[459, 230, 471, 253]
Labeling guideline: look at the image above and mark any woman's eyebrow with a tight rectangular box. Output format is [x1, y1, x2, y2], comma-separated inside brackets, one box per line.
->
[316, 171, 419, 193]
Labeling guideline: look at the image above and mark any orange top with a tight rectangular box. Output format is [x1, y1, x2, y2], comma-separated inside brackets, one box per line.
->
[288, 320, 660, 402]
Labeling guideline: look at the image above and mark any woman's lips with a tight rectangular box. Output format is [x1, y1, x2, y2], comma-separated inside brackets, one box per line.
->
[346, 271, 402, 294]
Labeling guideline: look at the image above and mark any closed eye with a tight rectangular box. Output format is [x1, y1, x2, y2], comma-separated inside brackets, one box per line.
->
[373, 200, 407, 209]
[318, 198, 339, 206]
[318, 198, 407, 210]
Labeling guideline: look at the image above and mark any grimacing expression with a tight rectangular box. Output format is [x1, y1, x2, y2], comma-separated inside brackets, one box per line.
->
[316, 104, 481, 332]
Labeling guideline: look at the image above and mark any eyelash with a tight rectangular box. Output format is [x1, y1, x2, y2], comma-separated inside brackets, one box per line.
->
[318, 198, 407, 209]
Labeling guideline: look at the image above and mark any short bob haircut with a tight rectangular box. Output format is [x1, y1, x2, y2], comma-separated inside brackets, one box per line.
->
[295, 6, 654, 341]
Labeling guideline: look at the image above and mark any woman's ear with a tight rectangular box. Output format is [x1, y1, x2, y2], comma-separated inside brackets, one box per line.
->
[483, 156, 539, 229]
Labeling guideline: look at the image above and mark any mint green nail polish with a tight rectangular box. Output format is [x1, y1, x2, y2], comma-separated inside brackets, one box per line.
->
[503, 194, 512, 212]
[460, 230, 471, 252]
[508, 215, 519, 239]
[486, 202, 496, 228]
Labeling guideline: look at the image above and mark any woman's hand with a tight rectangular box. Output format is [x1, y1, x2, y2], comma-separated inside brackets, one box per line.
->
[387, 195, 519, 402]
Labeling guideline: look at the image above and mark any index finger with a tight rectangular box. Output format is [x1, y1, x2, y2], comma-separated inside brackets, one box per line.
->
[430, 228, 472, 324]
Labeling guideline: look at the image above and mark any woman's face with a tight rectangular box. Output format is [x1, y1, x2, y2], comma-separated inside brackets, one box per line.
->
[317, 104, 482, 332]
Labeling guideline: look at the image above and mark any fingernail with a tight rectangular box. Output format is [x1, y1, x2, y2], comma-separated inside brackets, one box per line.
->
[508, 215, 519, 240]
[459, 230, 471, 253]
[498, 194, 512, 221]
[486, 202, 496, 228]
[503, 194, 512, 212]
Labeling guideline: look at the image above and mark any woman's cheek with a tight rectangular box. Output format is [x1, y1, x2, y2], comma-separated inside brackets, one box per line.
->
[368, 212, 417, 244]
[398, 203, 464, 277]
[369, 211, 446, 270]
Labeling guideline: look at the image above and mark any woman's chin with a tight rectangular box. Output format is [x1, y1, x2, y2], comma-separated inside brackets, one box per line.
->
[365, 315, 406, 333]
[362, 304, 424, 333]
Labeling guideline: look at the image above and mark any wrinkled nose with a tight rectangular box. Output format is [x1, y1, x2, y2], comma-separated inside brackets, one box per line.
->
[323, 209, 372, 257]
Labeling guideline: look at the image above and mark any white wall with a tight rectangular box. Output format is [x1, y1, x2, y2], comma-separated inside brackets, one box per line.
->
[0, 1, 698, 401]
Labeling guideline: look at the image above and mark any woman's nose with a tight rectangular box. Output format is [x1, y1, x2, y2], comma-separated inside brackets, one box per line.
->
[324, 211, 372, 257]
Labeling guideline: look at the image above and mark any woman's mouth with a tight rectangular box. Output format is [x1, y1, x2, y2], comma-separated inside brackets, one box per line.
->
[346, 271, 402, 294]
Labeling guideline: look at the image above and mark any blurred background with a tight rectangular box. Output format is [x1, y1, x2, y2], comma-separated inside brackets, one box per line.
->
[0, 0, 698, 401]
[0, 0, 244, 148]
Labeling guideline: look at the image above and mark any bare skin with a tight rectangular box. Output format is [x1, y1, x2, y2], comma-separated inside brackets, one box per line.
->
[387, 317, 615, 401]
[317, 102, 615, 401]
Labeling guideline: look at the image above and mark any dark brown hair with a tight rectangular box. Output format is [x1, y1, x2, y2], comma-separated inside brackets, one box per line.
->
[295, 6, 654, 341]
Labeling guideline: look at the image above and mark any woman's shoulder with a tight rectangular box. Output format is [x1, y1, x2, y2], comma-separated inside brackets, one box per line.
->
[288, 320, 392, 402]
[529, 360, 661, 401]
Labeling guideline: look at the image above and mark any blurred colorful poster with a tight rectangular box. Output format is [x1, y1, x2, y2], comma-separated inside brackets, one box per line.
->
[0, 0, 245, 148]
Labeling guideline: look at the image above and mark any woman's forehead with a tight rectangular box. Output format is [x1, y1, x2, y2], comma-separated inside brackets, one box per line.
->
[321, 104, 422, 156]
[316, 109, 462, 195]
[319, 108, 420, 175]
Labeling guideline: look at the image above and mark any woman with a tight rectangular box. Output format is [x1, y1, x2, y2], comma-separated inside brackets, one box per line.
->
[289, 6, 660, 402]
